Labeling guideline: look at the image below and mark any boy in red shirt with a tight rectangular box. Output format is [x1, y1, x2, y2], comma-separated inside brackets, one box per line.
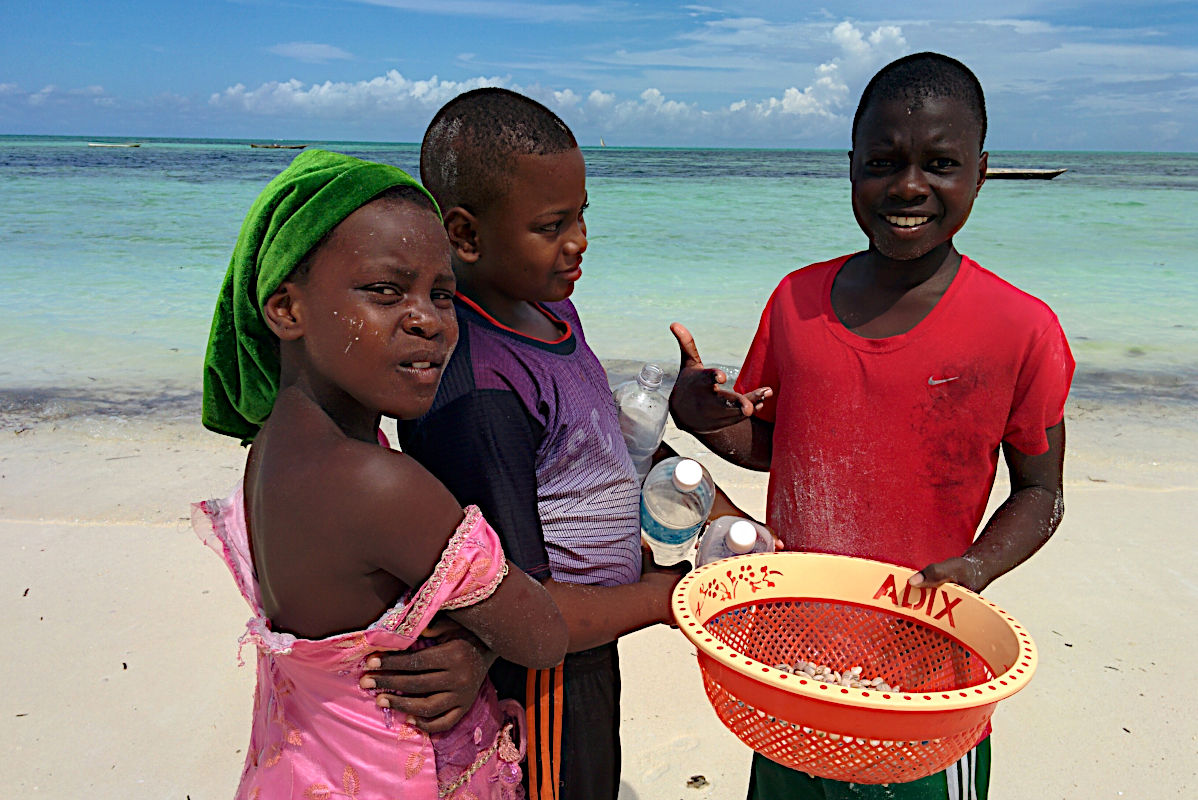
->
[670, 52, 1074, 799]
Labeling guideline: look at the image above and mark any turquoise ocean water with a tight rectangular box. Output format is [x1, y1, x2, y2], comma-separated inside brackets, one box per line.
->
[1, 136, 1195, 421]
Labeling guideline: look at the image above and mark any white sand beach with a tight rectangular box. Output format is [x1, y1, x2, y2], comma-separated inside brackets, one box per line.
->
[2, 394, 1195, 798]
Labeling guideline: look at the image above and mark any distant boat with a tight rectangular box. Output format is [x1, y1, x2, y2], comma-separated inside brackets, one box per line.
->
[600, 138, 607, 147]
[985, 167, 1067, 180]
[250, 143, 308, 149]
[87, 142, 140, 148]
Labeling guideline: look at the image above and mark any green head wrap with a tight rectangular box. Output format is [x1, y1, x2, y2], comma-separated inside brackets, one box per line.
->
[201, 149, 440, 443]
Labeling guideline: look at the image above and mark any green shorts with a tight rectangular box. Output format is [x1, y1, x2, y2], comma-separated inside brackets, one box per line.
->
[747, 737, 990, 800]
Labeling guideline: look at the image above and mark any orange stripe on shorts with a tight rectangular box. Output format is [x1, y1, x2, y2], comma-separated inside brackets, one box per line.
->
[525, 669, 541, 800]
[527, 667, 561, 800]
[551, 665, 564, 797]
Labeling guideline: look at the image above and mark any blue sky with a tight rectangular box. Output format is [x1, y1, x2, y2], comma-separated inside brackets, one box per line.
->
[2, 1, 1196, 150]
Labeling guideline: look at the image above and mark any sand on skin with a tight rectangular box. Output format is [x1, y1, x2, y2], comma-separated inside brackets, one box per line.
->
[1, 397, 1195, 798]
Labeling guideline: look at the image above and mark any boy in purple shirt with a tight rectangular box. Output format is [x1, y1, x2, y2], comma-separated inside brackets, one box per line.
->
[394, 88, 698, 800]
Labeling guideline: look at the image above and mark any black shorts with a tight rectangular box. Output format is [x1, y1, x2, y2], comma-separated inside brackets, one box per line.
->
[490, 642, 621, 800]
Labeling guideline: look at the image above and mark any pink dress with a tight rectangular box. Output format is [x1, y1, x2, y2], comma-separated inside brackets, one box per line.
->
[193, 485, 526, 799]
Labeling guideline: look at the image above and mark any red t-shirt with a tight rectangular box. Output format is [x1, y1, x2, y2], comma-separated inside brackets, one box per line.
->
[735, 254, 1075, 570]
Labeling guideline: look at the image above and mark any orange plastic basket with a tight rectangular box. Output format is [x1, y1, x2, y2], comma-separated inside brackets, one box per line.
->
[672, 552, 1036, 784]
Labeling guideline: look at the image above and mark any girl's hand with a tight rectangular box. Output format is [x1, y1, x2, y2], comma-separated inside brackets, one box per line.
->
[668, 323, 771, 434]
[359, 617, 497, 733]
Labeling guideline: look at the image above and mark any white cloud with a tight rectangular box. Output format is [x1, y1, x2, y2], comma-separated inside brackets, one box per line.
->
[268, 42, 354, 63]
[1067, 83, 1198, 115]
[977, 17, 1062, 36]
[1150, 120, 1184, 142]
[733, 22, 903, 122]
[0, 82, 123, 114]
[829, 22, 907, 75]
[204, 37, 862, 146]
[587, 89, 615, 109]
[553, 88, 582, 107]
[4, 9, 1194, 150]
[831, 20, 873, 58]
[27, 86, 56, 106]
[351, 0, 612, 23]
[208, 70, 508, 117]
[638, 88, 692, 116]
[147, 16, 1198, 148]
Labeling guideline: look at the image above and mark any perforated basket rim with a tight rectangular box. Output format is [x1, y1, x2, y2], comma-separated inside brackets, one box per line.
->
[671, 552, 1037, 714]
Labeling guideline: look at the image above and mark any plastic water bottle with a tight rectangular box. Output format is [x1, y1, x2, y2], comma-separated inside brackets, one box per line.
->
[695, 517, 774, 567]
[613, 363, 670, 483]
[640, 457, 715, 566]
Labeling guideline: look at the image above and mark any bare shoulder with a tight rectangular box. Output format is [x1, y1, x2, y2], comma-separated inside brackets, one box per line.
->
[252, 393, 465, 588]
[319, 438, 463, 531]
[312, 438, 466, 587]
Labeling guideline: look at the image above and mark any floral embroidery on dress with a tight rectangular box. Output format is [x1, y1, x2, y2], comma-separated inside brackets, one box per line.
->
[275, 674, 296, 697]
[440, 557, 507, 612]
[396, 723, 423, 742]
[334, 634, 373, 671]
[470, 557, 492, 583]
[373, 506, 507, 636]
[437, 721, 523, 799]
[342, 765, 361, 797]
[443, 557, 470, 585]
[260, 741, 283, 768]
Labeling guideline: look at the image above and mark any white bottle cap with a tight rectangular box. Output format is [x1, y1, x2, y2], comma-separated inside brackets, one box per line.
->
[672, 458, 703, 491]
[727, 520, 759, 554]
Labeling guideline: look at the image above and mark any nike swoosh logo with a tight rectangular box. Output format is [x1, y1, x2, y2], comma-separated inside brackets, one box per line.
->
[928, 376, 960, 386]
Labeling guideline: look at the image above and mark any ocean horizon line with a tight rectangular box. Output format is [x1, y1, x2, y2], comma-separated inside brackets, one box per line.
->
[3, 134, 1196, 157]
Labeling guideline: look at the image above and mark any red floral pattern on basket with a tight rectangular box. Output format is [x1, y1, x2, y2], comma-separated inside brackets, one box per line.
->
[697, 562, 783, 617]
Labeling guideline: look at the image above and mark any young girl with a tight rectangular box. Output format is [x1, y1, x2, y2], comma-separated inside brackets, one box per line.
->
[195, 149, 568, 799]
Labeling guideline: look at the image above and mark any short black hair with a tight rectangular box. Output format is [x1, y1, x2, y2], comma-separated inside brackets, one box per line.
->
[420, 87, 578, 215]
[291, 185, 438, 282]
[852, 52, 987, 149]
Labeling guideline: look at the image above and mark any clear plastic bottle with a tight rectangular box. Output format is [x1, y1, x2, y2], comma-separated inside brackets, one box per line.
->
[613, 363, 669, 483]
[695, 517, 774, 567]
[639, 456, 715, 566]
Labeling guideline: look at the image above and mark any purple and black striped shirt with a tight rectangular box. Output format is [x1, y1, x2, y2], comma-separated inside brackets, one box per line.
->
[397, 295, 642, 588]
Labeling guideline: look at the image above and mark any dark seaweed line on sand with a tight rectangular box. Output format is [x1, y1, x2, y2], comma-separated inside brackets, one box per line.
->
[1, 363, 1194, 430]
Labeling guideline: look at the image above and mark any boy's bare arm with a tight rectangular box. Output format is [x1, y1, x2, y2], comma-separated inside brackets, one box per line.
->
[687, 418, 775, 472]
[363, 556, 683, 725]
[542, 560, 686, 652]
[910, 421, 1066, 593]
